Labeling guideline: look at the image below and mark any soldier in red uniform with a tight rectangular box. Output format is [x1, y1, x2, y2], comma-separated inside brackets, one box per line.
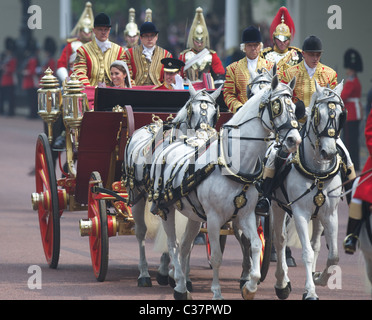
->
[341, 48, 363, 172]
[153, 58, 185, 90]
[0, 37, 17, 116]
[344, 108, 372, 254]
[178, 7, 225, 86]
[56, 1, 94, 83]
[22, 38, 39, 119]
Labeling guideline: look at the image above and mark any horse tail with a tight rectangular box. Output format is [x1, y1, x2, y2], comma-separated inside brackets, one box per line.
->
[153, 210, 188, 253]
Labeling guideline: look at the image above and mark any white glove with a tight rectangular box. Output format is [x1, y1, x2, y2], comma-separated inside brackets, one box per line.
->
[171, 74, 184, 90]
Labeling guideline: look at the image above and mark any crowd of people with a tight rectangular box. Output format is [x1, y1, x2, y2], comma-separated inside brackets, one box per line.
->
[1, 3, 371, 255]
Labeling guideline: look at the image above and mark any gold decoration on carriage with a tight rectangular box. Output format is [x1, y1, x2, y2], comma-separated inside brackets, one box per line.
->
[38, 67, 62, 143]
[271, 99, 283, 118]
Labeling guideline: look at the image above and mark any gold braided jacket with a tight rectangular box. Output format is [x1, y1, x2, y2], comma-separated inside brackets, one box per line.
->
[123, 45, 172, 86]
[261, 46, 303, 73]
[74, 38, 125, 86]
[224, 56, 273, 113]
[279, 60, 338, 107]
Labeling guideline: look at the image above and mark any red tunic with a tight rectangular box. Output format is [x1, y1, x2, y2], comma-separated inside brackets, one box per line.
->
[178, 48, 225, 79]
[353, 110, 372, 202]
[0, 56, 17, 86]
[341, 76, 362, 121]
[22, 56, 39, 89]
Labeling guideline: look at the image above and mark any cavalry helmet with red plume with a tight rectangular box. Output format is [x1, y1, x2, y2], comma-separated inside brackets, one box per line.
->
[270, 6, 295, 42]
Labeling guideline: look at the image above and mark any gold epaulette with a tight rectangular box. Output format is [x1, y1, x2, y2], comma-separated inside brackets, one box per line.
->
[66, 37, 79, 43]
[209, 49, 216, 54]
[288, 46, 302, 53]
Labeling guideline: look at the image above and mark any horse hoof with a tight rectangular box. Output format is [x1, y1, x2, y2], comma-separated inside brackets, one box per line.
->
[156, 272, 169, 286]
[187, 280, 193, 292]
[137, 277, 152, 287]
[241, 285, 256, 300]
[168, 276, 176, 288]
[239, 279, 247, 289]
[174, 290, 192, 300]
[302, 292, 319, 300]
[275, 282, 291, 300]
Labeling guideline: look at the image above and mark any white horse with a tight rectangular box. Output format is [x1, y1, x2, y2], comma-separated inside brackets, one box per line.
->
[124, 84, 222, 287]
[271, 81, 347, 300]
[153, 66, 276, 289]
[149, 74, 301, 300]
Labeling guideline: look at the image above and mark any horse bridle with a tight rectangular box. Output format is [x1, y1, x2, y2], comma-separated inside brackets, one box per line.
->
[307, 90, 346, 150]
[186, 90, 220, 130]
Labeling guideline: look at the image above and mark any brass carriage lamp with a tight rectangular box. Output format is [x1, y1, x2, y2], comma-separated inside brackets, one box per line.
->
[62, 73, 90, 150]
[37, 67, 62, 143]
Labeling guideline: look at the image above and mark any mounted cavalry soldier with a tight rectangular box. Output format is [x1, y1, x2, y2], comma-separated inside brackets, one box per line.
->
[256, 35, 356, 216]
[261, 6, 302, 73]
[56, 1, 94, 83]
[224, 26, 273, 114]
[123, 8, 140, 50]
[178, 7, 225, 85]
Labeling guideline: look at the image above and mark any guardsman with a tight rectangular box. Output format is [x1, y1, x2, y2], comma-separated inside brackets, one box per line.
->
[0, 37, 17, 116]
[261, 6, 302, 72]
[178, 7, 225, 85]
[74, 12, 126, 86]
[123, 8, 140, 50]
[123, 9, 172, 87]
[341, 48, 363, 172]
[223, 26, 273, 114]
[56, 1, 94, 83]
[153, 58, 185, 90]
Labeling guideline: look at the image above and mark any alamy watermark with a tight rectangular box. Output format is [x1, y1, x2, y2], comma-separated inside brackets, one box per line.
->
[328, 5, 342, 30]
[27, 5, 42, 30]
[27, 265, 42, 290]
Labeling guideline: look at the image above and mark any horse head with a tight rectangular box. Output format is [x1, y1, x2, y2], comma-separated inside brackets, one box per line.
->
[306, 80, 345, 161]
[172, 82, 222, 130]
[247, 63, 276, 98]
[261, 74, 302, 153]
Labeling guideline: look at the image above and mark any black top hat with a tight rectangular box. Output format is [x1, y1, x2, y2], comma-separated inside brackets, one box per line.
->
[94, 13, 111, 28]
[242, 26, 262, 43]
[140, 22, 159, 35]
[161, 58, 185, 73]
[302, 35, 323, 52]
[344, 48, 363, 72]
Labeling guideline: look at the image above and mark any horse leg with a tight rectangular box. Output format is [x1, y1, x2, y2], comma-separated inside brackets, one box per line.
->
[179, 219, 201, 293]
[273, 206, 291, 299]
[132, 197, 152, 287]
[313, 212, 339, 287]
[310, 218, 323, 274]
[233, 225, 251, 289]
[239, 212, 262, 300]
[206, 216, 225, 300]
[293, 213, 318, 300]
[161, 208, 190, 300]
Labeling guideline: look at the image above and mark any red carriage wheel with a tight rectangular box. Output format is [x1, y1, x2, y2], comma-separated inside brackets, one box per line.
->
[87, 171, 109, 282]
[34, 133, 60, 269]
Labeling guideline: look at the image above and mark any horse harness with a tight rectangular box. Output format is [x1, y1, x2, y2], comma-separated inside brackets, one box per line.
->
[273, 93, 348, 218]
[149, 88, 300, 220]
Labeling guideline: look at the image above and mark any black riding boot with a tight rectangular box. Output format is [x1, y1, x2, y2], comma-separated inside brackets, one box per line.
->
[344, 217, 362, 254]
[255, 177, 274, 216]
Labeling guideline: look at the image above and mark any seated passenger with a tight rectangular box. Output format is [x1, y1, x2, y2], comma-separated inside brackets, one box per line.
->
[153, 58, 185, 90]
[109, 60, 132, 88]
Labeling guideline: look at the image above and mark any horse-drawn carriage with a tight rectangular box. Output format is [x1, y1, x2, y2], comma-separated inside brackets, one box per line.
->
[30, 68, 273, 296]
